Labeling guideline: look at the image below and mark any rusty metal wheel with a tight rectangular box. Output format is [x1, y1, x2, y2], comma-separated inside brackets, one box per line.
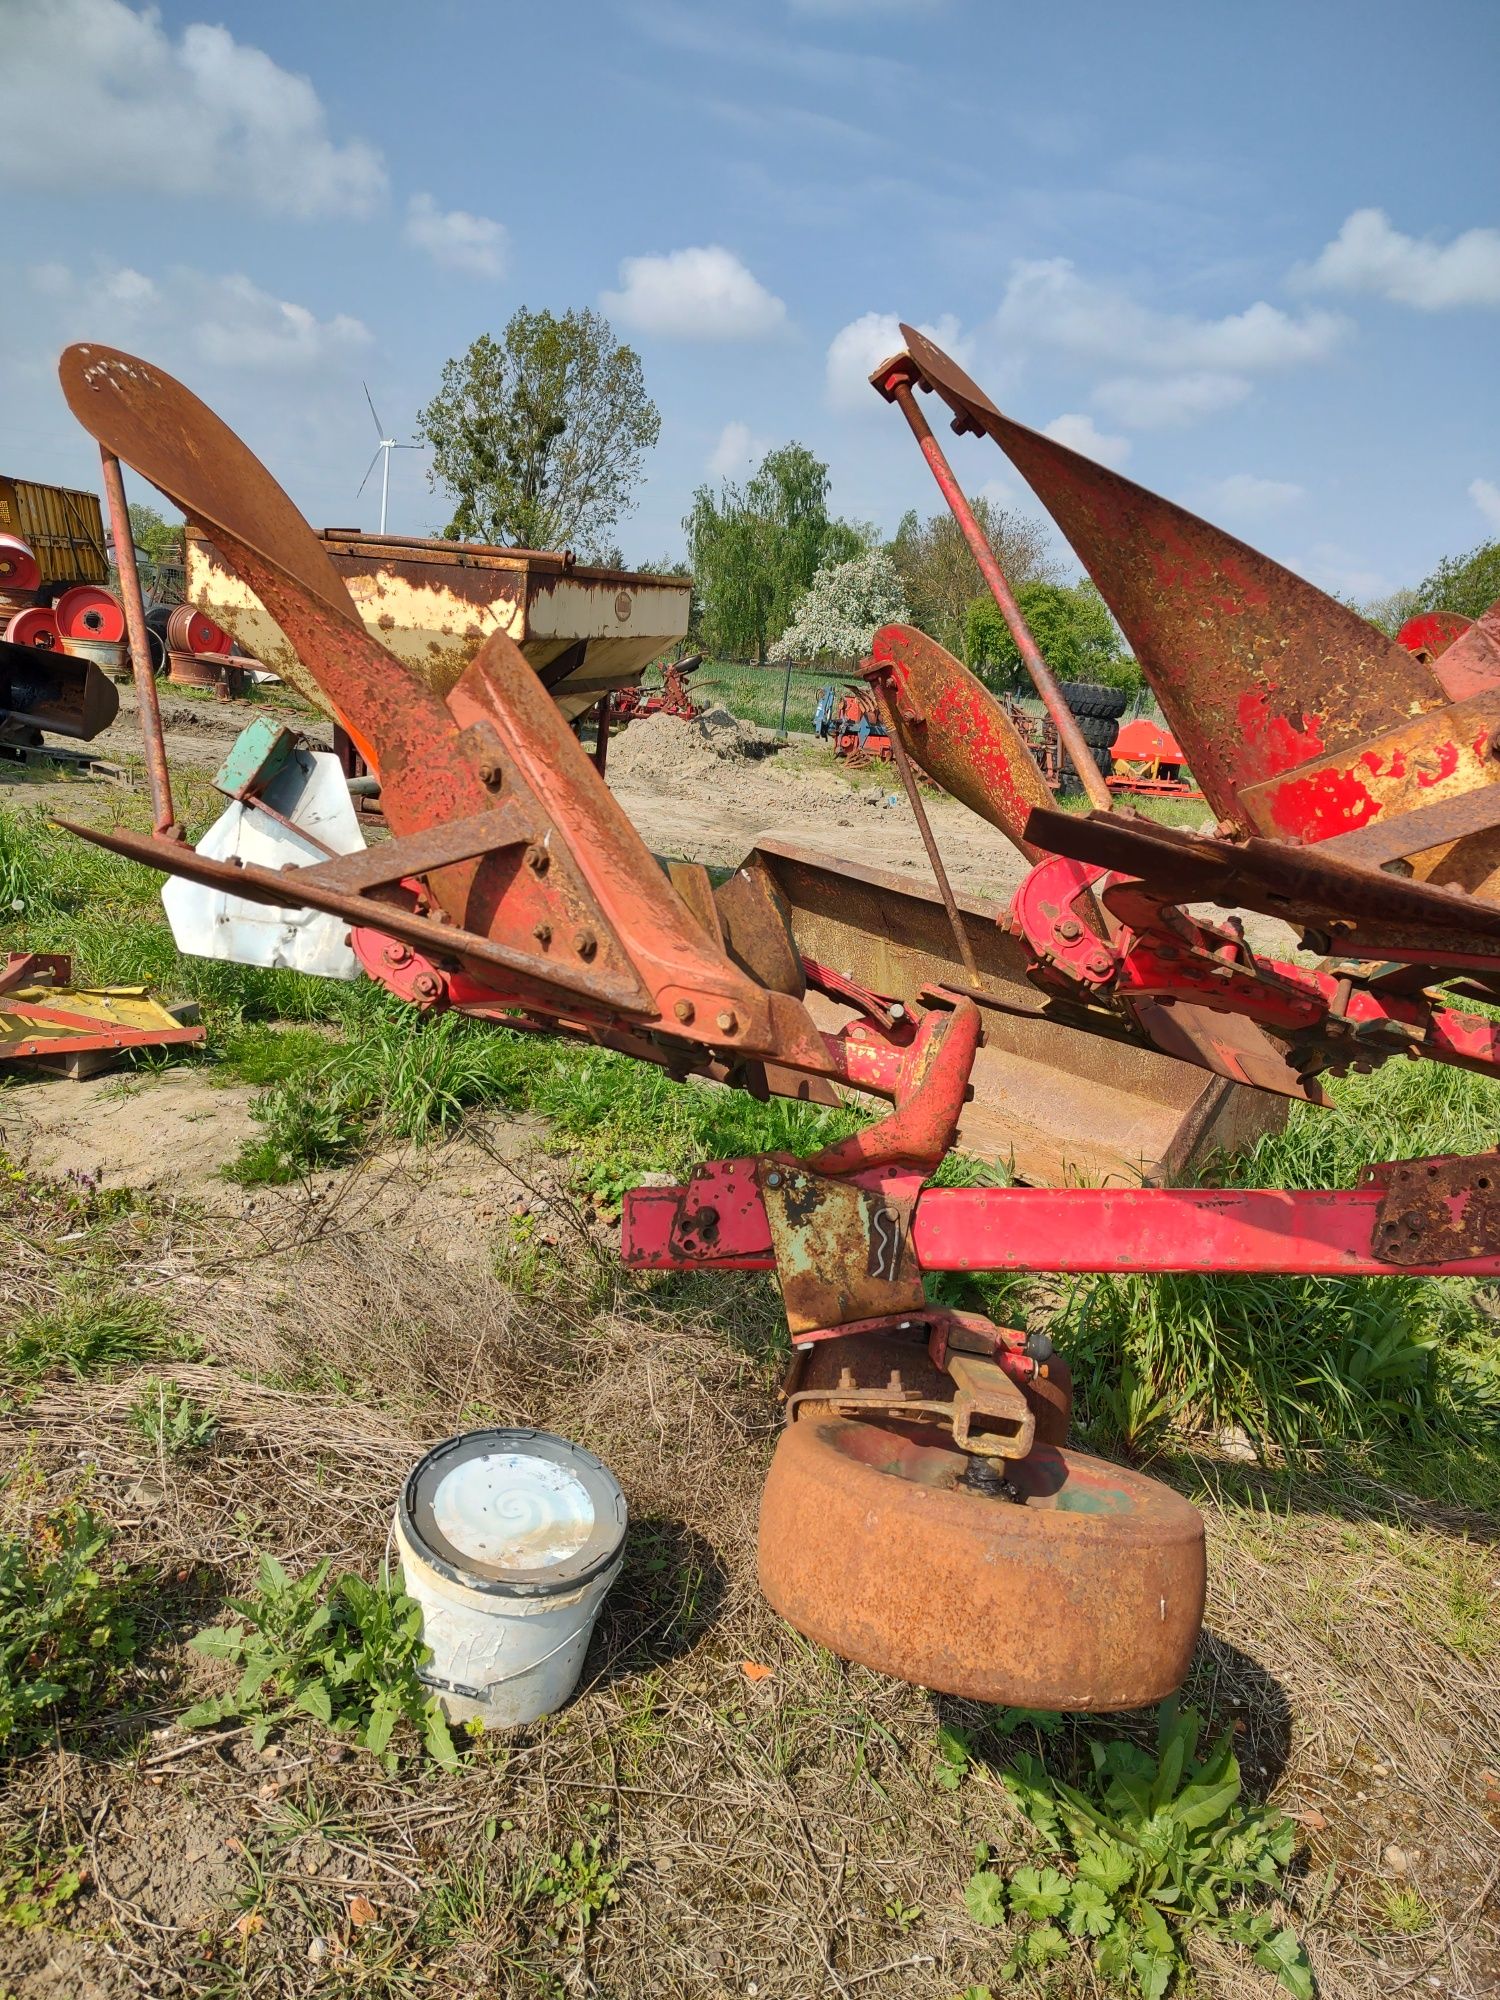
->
[758, 1414, 1204, 1711]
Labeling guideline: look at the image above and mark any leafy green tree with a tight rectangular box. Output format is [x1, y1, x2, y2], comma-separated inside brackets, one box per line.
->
[889, 501, 1056, 658]
[685, 444, 861, 662]
[1412, 539, 1500, 623]
[768, 549, 909, 664]
[420, 308, 660, 556]
[126, 502, 184, 570]
[967, 579, 1141, 695]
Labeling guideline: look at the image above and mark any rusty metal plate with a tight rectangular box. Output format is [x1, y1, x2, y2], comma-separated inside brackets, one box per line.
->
[1314, 779, 1500, 866]
[867, 624, 1053, 856]
[1367, 1152, 1500, 1265]
[758, 1416, 1206, 1709]
[294, 805, 531, 898]
[895, 326, 1445, 828]
[756, 1161, 925, 1335]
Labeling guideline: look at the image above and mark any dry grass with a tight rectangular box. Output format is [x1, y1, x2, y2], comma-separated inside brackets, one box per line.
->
[1, 1148, 1497, 1999]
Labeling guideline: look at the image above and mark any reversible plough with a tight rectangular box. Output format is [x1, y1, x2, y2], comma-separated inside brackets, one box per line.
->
[50, 330, 1500, 1711]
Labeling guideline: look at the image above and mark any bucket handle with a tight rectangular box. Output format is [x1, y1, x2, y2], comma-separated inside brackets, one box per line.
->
[416, 1619, 592, 1701]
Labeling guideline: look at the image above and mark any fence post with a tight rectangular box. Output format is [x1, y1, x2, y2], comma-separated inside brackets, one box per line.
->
[777, 657, 794, 741]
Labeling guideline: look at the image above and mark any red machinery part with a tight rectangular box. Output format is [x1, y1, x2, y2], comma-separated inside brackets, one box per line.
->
[166, 603, 232, 656]
[0, 534, 41, 596]
[53, 585, 126, 645]
[1113, 716, 1185, 767]
[621, 1165, 1500, 1278]
[5, 605, 59, 650]
[759, 1417, 1205, 1710]
[1396, 610, 1471, 662]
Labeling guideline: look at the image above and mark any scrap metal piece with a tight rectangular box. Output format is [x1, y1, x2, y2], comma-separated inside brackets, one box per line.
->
[756, 1162, 925, 1336]
[1, 953, 204, 1074]
[1366, 1152, 1500, 1266]
[865, 625, 1054, 857]
[783, 1328, 1036, 1460]
[892, 324, 1447, 828]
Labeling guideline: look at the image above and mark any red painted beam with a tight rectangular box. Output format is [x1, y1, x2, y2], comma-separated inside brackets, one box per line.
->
[621, 1177, 1500, 1279]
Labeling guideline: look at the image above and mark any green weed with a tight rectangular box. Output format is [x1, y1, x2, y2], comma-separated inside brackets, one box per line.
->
[962, 1700, 1311, 1997]
[0, 1820, 86, 1930]
[4, 1278, 188, 1381]
[523, 1836, 624, 1942]
[182, 1554, 458, 1771]
[1378, 1885, 1434, 1934]
[127, 1377, 219, 1455]
[0, 1500, 141, 1753]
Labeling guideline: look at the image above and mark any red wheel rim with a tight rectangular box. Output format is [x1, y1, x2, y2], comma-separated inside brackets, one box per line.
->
[5, 605, 59, 650]
[0, 534, 40, 595]
[53, 585, 125, 644]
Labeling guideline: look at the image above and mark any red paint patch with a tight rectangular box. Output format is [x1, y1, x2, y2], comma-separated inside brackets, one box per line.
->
[1415, 740, 1458, 789]
[1267, 766, 1381, 842]
[1236, 689, 1327, 780]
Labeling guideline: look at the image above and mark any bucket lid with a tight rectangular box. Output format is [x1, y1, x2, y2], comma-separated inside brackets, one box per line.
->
[399, 1429, 626, 1599]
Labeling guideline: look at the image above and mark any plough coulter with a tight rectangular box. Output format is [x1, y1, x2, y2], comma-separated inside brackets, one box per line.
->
[51, 332, 1500, 1711]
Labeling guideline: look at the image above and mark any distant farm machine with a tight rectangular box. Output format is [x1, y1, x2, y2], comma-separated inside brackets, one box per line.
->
[51, 327, 1500, 1711]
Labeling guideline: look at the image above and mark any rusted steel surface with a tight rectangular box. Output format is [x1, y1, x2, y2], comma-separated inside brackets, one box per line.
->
[866, 625, 1054, 856]
[756, 1162, 925, 1334]
[1026, 804, 1500, 959]
[758, 1417, 1205, 1709]
[0, 638, 117, 741]
[189, 525, 690, 724]
[784, 1331, 1036, 1461]
[868, 665, 981, 984]
[742, 839, 1285, 1184]
[714, 864, 806, 997]
[98, 448, 177, 837]
[622, 1167, 1500, 1278]
[1422, 602, 1500, 706]
[1368, 1152, 1500, 1267]
[874, 362, 1115, 813]
[891, 325, 1446, 828]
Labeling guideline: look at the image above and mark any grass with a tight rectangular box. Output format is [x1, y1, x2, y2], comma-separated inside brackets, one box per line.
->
[4, 1276, 189, 1382]
[654, 657, 831, 736]
[0, 1495, 142, 1754]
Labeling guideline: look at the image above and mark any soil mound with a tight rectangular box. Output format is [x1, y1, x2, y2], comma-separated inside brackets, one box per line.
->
[609, 707, 777, 787]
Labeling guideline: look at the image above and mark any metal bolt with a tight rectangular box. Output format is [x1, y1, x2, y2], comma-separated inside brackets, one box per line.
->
[767, 1172, 782, 1187]
[532, 922, 552, 946]
[526, 845, 549, 874]
[478, 761, 503, 791]
[1085, 952, 1113, 978]
[673, 999, 695, 1024]
[716, 1009, 737, 1034]
[412, 973, 440, 999]
[574, 929, 597, 961]
[382, 942, 412, 968]
[1056, 919, 1082, 942]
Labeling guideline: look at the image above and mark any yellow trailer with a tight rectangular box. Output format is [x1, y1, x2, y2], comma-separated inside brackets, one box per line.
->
[0, 475, 108, 590]
[186, 528, 690, 723]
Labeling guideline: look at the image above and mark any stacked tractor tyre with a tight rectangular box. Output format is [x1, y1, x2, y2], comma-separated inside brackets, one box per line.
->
[1056, 680, 1127, 793]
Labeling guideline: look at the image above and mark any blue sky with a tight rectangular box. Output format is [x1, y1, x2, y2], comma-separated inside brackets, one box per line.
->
[3, 0, 1498, 601]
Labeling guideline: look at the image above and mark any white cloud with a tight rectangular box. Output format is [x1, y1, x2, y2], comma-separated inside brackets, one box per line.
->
[1041, 413, 1131, 470]
[707, 421, 768, 479]
[824, 310, 968, 413]
[1093, 372, 1250, 428]
[1472, 478, 1500, 534]
[403, 194, 507, 279]
[602, 246, 787, 340]
[993, 258, 1344, 429]
[0, 1, 386, 220]
[1294, 543, 1391, 602]
[34, 260, 372, 373]
[1200, 473, 1305, 520]
[1299, 209, 1500, 310]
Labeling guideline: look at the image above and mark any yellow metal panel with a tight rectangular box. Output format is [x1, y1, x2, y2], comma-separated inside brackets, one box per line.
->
[0, 476, 108, 586]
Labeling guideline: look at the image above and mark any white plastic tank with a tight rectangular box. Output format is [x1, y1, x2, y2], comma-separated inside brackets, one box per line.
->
[394, 1429, 626, 1730]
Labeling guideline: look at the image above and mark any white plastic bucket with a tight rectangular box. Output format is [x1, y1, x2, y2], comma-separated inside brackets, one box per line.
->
[394, 1429, 626, 1729]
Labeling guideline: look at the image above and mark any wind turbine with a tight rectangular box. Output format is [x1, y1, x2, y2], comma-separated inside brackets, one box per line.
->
[356, 384, 421, 534]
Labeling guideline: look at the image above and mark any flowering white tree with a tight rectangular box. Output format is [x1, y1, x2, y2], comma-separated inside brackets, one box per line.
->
[768, 548, 909, 664]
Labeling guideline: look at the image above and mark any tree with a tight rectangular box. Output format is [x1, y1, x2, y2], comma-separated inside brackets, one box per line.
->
[125, 502, 183, 569]
[1412, 539, 1500, 624]
[889, 500, 1056, 657]
[768, 549, 909, 664]
[966, 579, 1141, 695]
[420, 308, 660, 556]
[685, 443, 861, 662]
